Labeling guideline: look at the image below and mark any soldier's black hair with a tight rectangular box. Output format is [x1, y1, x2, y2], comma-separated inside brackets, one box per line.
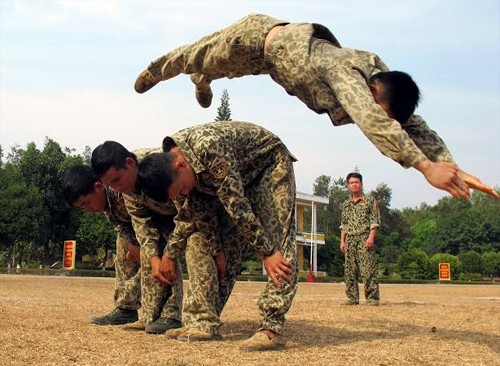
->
[62, 164, 98, 205]
[162, 136, 177, 152]
[137, 152, 179, 202]
[370, 71, 420, 123]
[91, 141, 137, 178]
[346, 172, 363, 183]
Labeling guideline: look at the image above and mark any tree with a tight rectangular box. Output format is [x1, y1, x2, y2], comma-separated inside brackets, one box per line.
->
[396, 248, 431, 279]
[317, 234, 344, 277]
[215, 89, 232, 121]
[17, 139, 79, 261]
[1, 138, 85, 263]
[458, 251, 483, 276]
[429, 253, 460, 280]
[313, 175, 331, 197]
[75, 212, 116, 257]
[408, 219, 439, 254]
[482, 251, 500, 278]
[0, 183, 49, 264]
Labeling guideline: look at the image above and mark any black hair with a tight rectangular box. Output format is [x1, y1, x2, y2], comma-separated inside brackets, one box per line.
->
[162, 136, 177, 152]
[137, 152, 179, 202]
[370, 71, 420, 123]
[346, 172, 363, 183]
[91, 141, 137, 178]
[62, 164, 98, 205]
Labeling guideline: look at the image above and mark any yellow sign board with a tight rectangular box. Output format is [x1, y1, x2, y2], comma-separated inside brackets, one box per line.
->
[63, 240, 76, 270]
[439, 263, 451, 281]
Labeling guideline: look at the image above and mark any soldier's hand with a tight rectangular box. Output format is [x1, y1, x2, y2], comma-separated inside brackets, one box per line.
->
[340, 241, 346, 255]
[365, 238, 375, 251]
[214, 251, 227, 284]
[150, 255, 170, 284]
[263, 251, 294, 288]
[159, 255, 177, 284]
[458, 170, 499, 199]
[415, 160, 470, 199]
[126, 243, 140, 263]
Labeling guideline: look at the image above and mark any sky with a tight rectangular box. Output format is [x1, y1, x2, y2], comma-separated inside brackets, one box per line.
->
[0, 0, 499, 209]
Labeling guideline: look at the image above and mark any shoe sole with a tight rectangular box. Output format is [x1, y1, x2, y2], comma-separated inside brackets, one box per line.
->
[177, 334, 222, 342]
[91, 319, 138, 326]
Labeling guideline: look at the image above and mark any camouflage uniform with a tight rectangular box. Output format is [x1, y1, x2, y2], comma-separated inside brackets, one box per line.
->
[103, 188, 141, 310]
[340, 195, 381, 304]
[166, 121, 298, 335]
[167, 191, 247, 335]
[141, 13, 453, 168]
[122, 147, 183, 325]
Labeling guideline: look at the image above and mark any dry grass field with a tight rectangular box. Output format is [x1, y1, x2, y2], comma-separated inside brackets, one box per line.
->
[0, 275, 498, 366]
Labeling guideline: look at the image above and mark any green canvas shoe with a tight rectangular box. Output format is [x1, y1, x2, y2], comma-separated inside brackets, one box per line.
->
[91, 308, 138, 325]
[145, 317, 182, 334]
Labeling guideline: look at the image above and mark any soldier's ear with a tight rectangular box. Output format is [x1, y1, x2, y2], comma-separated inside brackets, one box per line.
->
[125, 156, 137, 168]
[94, 181, 104, 191]
[174, 159, 188, 172]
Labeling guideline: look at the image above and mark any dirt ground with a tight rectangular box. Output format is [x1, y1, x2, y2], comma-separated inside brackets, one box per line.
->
[0, 275, 498, 366]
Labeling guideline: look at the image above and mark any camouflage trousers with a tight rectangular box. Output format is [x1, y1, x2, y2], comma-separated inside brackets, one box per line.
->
[183, 148, 297, 335]
[182, 222, 247, 334]
[344, 233, 380, 303]
[113, 235, 141, 310]
[139, 245, 183, 325]
[146, 13, 283, 86]
[249, 148, 298, 335]
[146, 14, 348, 124]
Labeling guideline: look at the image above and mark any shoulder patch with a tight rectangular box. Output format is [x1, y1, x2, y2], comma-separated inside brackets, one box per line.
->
[210, 161, 228, 180]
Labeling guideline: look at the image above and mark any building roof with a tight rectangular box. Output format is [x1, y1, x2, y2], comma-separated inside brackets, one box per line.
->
[296, 191, 329, 205]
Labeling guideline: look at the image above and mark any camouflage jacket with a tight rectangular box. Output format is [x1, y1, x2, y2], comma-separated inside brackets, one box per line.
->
[165, 191, 224, 259]
[123, 147, 177, 260]
[125, 147, 222, 260]
[103, 187, 138, 246]
[340, 195, 381, 236]
[265, 19, 453, 168]
[168, 121, 296, 257]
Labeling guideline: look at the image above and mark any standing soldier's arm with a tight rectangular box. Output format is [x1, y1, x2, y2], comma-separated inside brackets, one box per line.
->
[340, 229, 346, 254]
[365, 197, 380, 250]
[339, 204, 347, 254]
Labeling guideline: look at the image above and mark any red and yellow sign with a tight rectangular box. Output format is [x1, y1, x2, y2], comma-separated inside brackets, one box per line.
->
[439, 263, 451, 281]
[63, 240, 76, 270]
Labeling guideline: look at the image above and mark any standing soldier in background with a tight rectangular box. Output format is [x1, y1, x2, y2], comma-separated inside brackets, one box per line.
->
[340, 172, 381, 306]
[91, 143, 183, 334]
[62, 164, 141, 325]
[133, 13, 498, 201]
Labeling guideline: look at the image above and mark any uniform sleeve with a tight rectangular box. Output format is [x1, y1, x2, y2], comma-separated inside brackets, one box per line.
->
[164, 198, 195, 259]
[103, 210, 138, 246]
[400, 115, 454, 163]
[369, 197, 381, 230]
[320, 68, 428, 168]
[165, 196, 223, 258]
[339, 202, 347, 231]
[123, 194, 162, 260]
[203, 146, 274, 257]
[115, 222, 139, 246]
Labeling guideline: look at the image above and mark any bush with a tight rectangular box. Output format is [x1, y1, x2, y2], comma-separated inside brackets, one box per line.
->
[387, 272, 402, 281]
[458, 272, 482, 281]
